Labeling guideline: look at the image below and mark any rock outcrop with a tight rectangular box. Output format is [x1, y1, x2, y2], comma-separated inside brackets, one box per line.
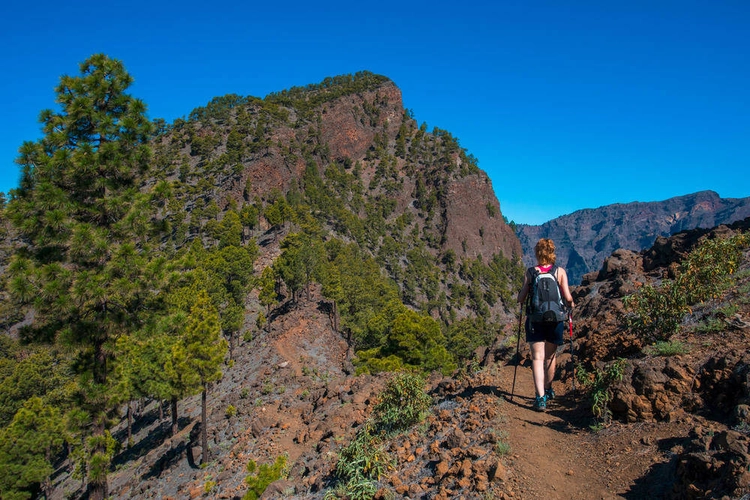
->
[570, 216, 750, 499]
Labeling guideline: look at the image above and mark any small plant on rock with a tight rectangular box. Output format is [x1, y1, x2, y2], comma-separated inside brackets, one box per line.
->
[372, 372, 432, 435]
[576, 358, 627, 428]
[328, 425, 392, 500]
[243, 455, 287, 500]
[204, 480, 217, 493]
[491, 429, 512, 455]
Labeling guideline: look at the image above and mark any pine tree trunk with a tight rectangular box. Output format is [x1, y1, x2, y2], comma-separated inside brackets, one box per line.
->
[89, 341, 109, 500]
[201, 388, 208, 465]
[89, 415, 108, 500]
[333, 301, 339, 333]
[43, 449, 52, 499]
[171, 398, 178, 436]
[127, 402, 133, 447]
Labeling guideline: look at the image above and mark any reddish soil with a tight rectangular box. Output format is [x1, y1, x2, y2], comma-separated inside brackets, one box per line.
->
[47, 222, 750, 499]
[492, 350, 694, 500]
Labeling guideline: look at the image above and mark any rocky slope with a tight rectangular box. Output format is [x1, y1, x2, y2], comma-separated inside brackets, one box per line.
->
[571, 216, 750, 498]
[6, 71, 750, 500]
[516, 190, 750, 284]
[45, 217, 750, 500]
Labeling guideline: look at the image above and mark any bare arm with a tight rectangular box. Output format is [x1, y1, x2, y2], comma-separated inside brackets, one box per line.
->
[557, 267, 575, 308]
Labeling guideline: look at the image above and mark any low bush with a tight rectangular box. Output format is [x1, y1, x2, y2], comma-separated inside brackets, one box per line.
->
[623, 232, 749, 342]
[326, 372, 432, 499]
[576, 358, 627, 426]
[372, 372, 432, 435]
[243, 455, 287, 500]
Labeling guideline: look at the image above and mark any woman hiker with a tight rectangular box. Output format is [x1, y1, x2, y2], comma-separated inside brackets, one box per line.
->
[516, 238, 575, 411]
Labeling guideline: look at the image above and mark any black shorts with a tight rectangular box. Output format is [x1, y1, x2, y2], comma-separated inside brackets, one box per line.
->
[525, 318, 565, 345]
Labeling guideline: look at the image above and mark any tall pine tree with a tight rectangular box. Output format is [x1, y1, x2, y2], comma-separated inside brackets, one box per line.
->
[174, 290, 227, 464]
[6, 54, 156, 499]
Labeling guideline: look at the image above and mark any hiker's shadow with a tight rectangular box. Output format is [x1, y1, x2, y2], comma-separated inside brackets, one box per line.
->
[495, 386, 594, 432]
[621, 436, 685, 499]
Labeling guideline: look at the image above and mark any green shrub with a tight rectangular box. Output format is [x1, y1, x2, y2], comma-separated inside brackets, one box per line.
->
[243, 455, 287, 500]
[372, 372, 432, 435]
[623, 280, 688, 342]
[680, 233, 748, 303]
[327, 372, 431, 499]
[330, 425, 392, 500]
[491, 429, 511, 455]
[576, 359, 626, 426]
[204, 480, 217, 493]
[623, 232, 749, 342]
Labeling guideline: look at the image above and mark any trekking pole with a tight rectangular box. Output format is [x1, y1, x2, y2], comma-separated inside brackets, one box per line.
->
[510, 303, 523, 402]
[569, 312, 576, 393]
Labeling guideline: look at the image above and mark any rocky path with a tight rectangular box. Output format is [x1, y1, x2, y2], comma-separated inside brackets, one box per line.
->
[493, 353, 644, 500]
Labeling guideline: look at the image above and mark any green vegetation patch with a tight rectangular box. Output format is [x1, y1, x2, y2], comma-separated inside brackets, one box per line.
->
[643, 340, 690, 357]
[623, 232, 749, 342]
[326, 372, 432, 500]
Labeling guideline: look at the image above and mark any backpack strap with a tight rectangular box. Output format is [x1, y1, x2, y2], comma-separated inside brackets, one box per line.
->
[550, 264, 558, 280]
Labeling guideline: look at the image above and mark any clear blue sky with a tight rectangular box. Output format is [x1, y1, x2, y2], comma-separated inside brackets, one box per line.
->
[1, 1, 748, 225]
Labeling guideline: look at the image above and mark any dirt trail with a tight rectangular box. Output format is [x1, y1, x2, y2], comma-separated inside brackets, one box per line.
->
[493, 352, 636, 500]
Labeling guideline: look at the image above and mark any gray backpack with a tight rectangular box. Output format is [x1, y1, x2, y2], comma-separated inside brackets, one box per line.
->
[528, 266, 567, 323]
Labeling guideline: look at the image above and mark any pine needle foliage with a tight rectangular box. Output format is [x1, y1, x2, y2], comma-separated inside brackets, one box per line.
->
[0, 397, 66, 500]
[6, 53, 161, 499]
[243, 455, 288, 500]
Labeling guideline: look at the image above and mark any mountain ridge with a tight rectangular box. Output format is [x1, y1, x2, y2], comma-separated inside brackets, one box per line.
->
[2, 58, 749, 500]
[515, 190, 750, 284]
[147, 74, 522, 324]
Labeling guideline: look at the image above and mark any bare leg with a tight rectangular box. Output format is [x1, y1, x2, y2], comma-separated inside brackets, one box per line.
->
[544, 341, 558, 390]
[530, 341, 546, 397]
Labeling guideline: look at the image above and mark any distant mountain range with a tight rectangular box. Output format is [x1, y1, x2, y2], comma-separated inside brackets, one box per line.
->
[515, 190, 750, 284]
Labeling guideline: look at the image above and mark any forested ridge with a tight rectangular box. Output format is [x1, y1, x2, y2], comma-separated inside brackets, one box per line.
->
[0, 55, 522, 499]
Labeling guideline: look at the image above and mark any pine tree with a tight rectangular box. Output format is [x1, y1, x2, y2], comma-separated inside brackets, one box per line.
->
[161, 310, 199, 436]
[258, 267, 278, 317]
[320, 263, 344, 333]
[0, 397, 66, 500]
[180, 290, 227, 464]
[6, 54, 156, 500]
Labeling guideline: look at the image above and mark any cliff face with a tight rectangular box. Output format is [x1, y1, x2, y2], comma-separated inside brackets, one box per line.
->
[240, 81, 520, 263]
[516, 190, 750, 284]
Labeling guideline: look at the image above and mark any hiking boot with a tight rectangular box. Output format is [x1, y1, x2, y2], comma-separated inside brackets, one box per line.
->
[533, 395, 547, 412]
[545, 388, 556, 401]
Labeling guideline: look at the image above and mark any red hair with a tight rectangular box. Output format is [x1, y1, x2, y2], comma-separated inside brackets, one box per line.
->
[535, 238, 556, 266]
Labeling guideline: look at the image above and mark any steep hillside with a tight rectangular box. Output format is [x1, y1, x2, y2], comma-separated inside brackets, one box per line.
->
[516, 190, 750, 284]
[0, 63, 524, 500]
[46, 217, 750, 500]
[148, 74, 521, 322]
